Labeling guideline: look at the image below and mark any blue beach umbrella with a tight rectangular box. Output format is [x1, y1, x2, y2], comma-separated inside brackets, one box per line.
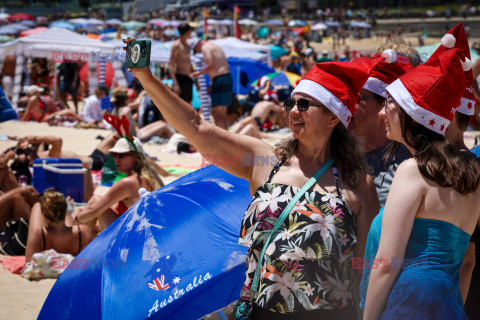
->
[39, 166, 251, 320]
[416, 43, 479, 63]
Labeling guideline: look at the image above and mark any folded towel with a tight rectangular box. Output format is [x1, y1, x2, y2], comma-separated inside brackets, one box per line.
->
[0, 256, 26, 274]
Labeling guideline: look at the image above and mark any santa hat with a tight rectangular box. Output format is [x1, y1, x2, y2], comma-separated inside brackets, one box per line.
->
[432, 23, 476, 115]
[259, 76, 270, 88]
[292, 55, 384, 127]
[386, 48, 469, 135]
[361, 49, 413, 98]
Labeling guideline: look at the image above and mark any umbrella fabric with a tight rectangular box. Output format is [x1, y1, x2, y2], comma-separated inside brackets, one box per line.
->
[105, 19, 122, 25]
[288, 19, 306, 27]
[325, 20, 342, 27]
[0, 35, 13, 42]
[312, 22, 327, 31]
[268, 45, 288, 60]
[238, 18, 258, 26]
[8, 13, 35, 21]
[121, 20, 146, 30]
[256, 26, 269, 39]
[39, 166, 251, 320]
[49, 20, 76, 30]
[251, 71, 302, 87]
[21, 20, 36, 27]
[265, 19, 283, 26]
[416, 43, 479, 63]
[19, 27, 48, 37]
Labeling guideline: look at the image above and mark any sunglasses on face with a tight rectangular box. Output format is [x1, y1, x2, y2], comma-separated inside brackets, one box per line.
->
[111, 153, 130, 159]
[284, 98, 324, 112]
[358, 95, 377, 103]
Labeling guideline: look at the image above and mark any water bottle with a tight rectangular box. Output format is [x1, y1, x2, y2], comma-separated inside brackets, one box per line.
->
[18, 175, 27, 187]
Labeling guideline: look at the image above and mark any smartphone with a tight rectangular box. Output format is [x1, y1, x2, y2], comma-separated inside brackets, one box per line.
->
[125, 40, 151, 68]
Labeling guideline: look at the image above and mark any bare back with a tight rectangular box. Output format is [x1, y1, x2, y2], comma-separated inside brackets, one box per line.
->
[202, 42, 230, 78]
[393, 159, 480, 235]
[41, 225, 89, 256]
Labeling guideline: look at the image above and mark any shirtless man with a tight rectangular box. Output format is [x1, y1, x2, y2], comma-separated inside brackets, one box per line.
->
[169, 23, 194, 104]
[20, 85, 82, 123]
[1, 55, 15, 101]
[190, 38, 232, 129]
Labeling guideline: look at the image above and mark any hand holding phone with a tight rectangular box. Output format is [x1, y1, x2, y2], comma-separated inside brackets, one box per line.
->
[125, 39, 151, 69]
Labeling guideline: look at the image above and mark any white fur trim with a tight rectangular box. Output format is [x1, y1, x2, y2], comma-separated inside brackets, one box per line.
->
[461, 58, 472, 71]
[363, 77, 388, 98]
[386, 79, 451, 135]
[441, 33, 456, 48]
[292, 79, 352, 127]
[382, 49, 397, 64]
[457, 96, 475, 115]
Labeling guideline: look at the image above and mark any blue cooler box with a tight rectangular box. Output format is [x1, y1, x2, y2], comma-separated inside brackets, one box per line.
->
[33, 158, 86, 202]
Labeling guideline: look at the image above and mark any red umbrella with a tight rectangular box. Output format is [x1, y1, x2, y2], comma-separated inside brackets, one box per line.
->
[19, 27, 48, 37]
[79, 62, 114, 89]
[8, 13, 36, 21]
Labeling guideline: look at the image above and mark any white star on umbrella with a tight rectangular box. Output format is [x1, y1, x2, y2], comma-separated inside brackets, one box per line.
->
[172, 277, 181, 284]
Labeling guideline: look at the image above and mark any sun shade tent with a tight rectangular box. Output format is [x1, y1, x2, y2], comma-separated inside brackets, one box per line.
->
[38, 165, 251, 320]
[0, 28, 124, 107]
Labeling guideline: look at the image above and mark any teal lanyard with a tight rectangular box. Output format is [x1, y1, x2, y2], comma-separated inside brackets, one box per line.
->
[249, 158, 334, 296]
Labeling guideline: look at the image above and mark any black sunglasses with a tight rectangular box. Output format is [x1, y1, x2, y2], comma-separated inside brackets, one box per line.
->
[111, 153, 130, 159]
[358, 95, 377, 103]
[284, 98, 324, 112]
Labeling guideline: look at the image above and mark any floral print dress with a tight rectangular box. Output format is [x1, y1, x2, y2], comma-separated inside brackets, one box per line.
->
[239, 162, 357, 314]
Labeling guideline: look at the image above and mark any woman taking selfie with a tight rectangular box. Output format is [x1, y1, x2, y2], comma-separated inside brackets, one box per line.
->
[125, 38, 383, 319]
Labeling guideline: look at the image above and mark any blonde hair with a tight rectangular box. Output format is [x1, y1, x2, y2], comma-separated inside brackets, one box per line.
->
[376, 37, 422, 67]
[40, 188, 67, 223]
[132, 153, 164, 191]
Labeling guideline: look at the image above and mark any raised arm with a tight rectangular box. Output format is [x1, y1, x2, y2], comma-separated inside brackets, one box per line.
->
[128, 62, 273, 182]
[72, 177, 137, 223]
[363, 159, 424, 320]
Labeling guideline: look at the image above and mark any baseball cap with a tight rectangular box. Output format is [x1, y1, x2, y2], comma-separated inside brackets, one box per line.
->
[108, 136, 144, 154]
[26, 85, 44, 95]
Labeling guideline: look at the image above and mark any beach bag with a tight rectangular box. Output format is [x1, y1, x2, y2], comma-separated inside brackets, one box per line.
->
[233, 159, 334, 319]
[21, 249, 74, 280]
[0, 218, 29, 256]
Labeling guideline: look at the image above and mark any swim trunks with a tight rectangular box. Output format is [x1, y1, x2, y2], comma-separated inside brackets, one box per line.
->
[175, 73, 193, 103]
[210, 73, 233, 107]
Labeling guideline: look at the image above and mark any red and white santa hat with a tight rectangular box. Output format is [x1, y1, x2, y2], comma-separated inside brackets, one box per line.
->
[361, 49, 413, 98]
[431, 22, 476, 115]
[386, 48, 469, 135]
[292, 55, 384, 127]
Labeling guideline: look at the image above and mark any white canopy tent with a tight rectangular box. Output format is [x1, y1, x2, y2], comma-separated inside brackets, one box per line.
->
[0, 28, 125, 107]
[211, 37, 272, 66]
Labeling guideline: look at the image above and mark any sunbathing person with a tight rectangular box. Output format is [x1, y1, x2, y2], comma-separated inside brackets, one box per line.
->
[0, 186, 39, 232]
[0, 149, 19, 192]
[20, 85, 82, 123]
[72, 136, 164, 234]
[25, 188, 92, 262]
[229, 100, 288, 138]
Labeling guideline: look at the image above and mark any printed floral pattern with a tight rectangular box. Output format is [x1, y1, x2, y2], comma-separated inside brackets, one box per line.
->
[239, 180, 357, 313]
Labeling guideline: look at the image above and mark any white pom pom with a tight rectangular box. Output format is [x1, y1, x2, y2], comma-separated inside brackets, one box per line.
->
[138, 187, 150, 198]
[441, 33, 456, 48]
[264, 94, 270, 100]
[461, 58, 472, 71]
[382, 49, 397, 63]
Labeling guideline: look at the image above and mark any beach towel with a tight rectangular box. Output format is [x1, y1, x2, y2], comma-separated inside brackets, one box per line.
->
[0, 85, 18, 123]
[0, 256, 26, 274]
[21, 249, 74, 280]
